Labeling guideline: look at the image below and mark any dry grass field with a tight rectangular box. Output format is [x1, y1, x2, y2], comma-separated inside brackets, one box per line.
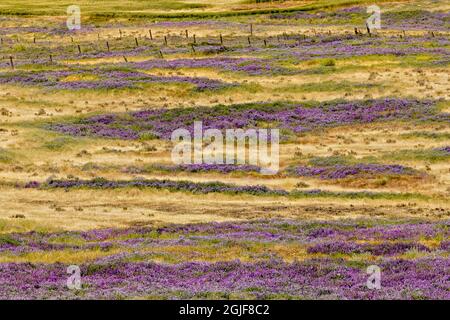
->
[0, 0, 448, 299]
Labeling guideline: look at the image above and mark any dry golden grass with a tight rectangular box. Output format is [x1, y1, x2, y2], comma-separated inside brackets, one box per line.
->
[0, 184, 448, 234]
[0, 247, 123, 264]
[0, 1, 448, 239]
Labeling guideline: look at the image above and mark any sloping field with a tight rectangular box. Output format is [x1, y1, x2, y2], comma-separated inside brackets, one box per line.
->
[0, 0, 448, 299]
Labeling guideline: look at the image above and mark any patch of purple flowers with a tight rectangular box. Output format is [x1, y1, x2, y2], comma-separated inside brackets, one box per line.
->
[289, 164, 415, 179]
[48, 99, 448, 140]
[134, 57, 294, 76]
[1, 219, 447, 299]
[435, 146, 450, 155]
[0, 69, 234, 91]
[0, 257, 448, 299]
[270, 8, 449, 31]
[307, 241, 431, 255]
[124, 163, 262, 174]
[38, 178, 288, 196]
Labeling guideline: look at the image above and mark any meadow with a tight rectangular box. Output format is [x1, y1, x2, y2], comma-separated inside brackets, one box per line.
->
[0, 0, 448, 299]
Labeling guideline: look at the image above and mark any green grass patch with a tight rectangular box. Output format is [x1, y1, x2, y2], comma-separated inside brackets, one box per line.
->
[282, 80, 382, 93]
[382, 148, 449, 163]
[289, 190, 431, 201]
[0, 148, 14, 163]
[0, 235, 21, 246]
[42, 136, 77, 151]
[400, 131, 450, 141]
